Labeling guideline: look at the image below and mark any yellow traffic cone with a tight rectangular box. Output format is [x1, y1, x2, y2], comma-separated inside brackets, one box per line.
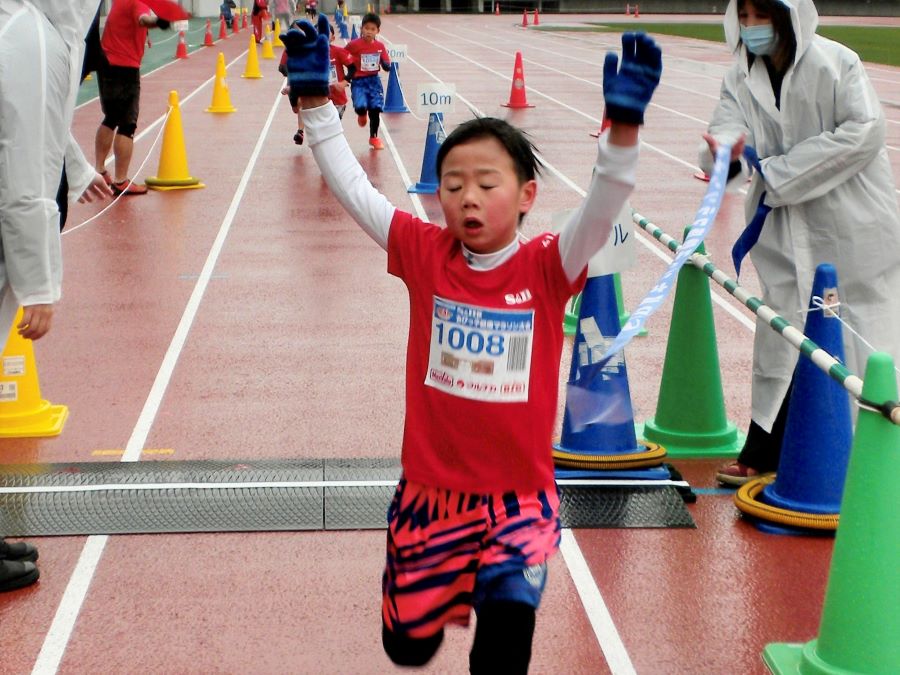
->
[0, 308, 68, 438]
[273, 18, 284, 47]
[261, 26, 275, 60]
[145, 91, 205, 191]
[206, 52, 237, 113]
[242, 33, 263, 78]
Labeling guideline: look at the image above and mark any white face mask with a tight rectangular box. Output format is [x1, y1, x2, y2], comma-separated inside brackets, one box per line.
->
[740, 24, 777, 55]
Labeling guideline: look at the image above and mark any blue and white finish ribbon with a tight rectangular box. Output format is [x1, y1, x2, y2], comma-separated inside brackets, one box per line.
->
[565, 143, 732, 430]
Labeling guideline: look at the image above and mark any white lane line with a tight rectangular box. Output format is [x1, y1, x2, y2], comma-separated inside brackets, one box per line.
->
[30, 85, 286, 675]
[560, 530, 637, 675]
[31, 537, 109, 675]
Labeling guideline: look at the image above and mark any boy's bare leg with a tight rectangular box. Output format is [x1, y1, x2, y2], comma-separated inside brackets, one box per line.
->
[94, 124, 115, 174]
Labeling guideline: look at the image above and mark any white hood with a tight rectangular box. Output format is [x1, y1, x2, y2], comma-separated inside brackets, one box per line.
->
[724, 0, 819, 65]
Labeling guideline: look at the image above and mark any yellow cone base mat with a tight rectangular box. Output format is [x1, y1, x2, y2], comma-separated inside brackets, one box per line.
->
[0, 402, 68, 438]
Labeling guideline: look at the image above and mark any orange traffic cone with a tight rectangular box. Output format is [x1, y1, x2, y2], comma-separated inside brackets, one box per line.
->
[533, 8, 539, 25]
[204, 19, 214, 47]
[502, 51, 534, 109]
[175, 30, 188, 59]
[219, 15, 228, 39]
[0, 308, 68, 438]
[241, 8, 248, 29]
[634, 4, 640, 17]
[494, 2, 499, 15]
[206, 52, 237, 113]
[625, 3, 631, 16]
[242, 33, 263, 78]
[521, 8, 528, 27]
[145, 91, 205, 191]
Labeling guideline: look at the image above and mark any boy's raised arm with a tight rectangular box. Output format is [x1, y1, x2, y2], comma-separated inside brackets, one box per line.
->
[558, 32, 662, 282]
[284, 17, 395, 249]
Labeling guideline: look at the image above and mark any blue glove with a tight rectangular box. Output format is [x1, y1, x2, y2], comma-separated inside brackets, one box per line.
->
[602, 32, 662, 125]
[280, 14, 331, 98]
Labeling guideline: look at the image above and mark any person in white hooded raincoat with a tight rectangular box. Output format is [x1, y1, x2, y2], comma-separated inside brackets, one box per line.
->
[700, 0, 900, 485]
[0, 0, 103, 592]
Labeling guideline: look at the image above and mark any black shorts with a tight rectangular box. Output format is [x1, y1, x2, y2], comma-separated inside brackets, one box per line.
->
[98, 65, 141, 131]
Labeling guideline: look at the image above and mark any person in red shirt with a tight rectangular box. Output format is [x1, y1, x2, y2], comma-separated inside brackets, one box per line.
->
[344, 13, 390, 149]
[280, 19, 352, 145]
[284, 16, 662, 671]
[251, 0, 268, 44]
[93, 0, 169, 196]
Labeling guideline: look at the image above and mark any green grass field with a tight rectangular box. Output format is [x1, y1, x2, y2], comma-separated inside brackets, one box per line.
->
[536, 22, 900, 67]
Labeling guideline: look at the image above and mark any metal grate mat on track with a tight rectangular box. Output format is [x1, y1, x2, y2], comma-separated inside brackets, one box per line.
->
[0, 458, 695, 535]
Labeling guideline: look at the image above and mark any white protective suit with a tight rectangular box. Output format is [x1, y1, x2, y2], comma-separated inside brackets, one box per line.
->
[700, 0, 900, 431]
[0, 0, 97, 342]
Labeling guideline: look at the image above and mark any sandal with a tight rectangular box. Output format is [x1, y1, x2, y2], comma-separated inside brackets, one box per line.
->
[111, 179, 148, 196]
[715, 461, 762, 486]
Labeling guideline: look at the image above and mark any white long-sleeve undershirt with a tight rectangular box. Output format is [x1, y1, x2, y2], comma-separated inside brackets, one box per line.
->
[301, 102, 638, 281]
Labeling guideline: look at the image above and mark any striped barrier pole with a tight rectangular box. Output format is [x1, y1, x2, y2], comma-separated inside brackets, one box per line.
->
[631, 210, 900, 427]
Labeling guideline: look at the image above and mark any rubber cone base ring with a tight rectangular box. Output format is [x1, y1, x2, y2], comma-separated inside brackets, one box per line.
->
[0, 402, 68, 438]
[552, 440, 666, 470]
[145, 178, 205, 191]
[734, 476, 838, 532]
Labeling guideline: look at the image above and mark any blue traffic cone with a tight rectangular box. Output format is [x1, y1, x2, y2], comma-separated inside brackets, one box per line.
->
[762, 263, 852, 529]
[408, 113, 444, 194]
[383, 63, 409, 113]
[351, 22, 358, 40]
[553, 274, 667, 474]
[339, 21, 349, 40]
[735, 263, 853, 535]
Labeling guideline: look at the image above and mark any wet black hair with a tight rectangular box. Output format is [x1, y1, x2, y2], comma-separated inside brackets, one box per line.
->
[435, 117, 542, 225]
[738, 0, 797, 73]
[361, 12, 380, 29]
[436, 117, 542, 186]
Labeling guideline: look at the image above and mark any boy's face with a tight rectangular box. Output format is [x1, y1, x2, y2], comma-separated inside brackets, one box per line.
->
[438, 137, 536, 255]
[361, 22, 379, 41]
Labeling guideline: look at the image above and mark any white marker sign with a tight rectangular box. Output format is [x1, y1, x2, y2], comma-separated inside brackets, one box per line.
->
[416, 83, 456, 115]
[387, 44, 407, 62]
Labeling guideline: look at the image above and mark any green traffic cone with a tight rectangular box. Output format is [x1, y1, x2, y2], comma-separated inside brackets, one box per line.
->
[763, 352, 900, 674]
[635, 236, 743, 457]
[563, 293, 581, 336]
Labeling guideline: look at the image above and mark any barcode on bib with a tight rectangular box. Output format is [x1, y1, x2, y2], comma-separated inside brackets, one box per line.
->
[506, 336, 529, 371]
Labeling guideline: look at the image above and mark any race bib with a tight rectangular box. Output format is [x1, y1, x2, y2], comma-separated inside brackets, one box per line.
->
[426, 297, 534, 403]
[360, 52, 380, 72]
[329, 63, 338, 84]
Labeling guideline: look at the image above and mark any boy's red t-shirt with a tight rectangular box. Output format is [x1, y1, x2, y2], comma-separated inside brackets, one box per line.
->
[387, 210, 586, 494]
[101, 0, 151, 68]
[345, 37, 390, 79]
[329, 44, 353, 106]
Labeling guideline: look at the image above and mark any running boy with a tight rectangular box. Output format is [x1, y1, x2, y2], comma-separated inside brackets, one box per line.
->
[281, 18, 352, 144]
[344, 12, 390, 149]
[284, 16, 661, 672]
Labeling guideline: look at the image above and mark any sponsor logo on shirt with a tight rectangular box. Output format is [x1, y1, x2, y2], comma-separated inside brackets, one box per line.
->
[504, 289, 533, 305]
